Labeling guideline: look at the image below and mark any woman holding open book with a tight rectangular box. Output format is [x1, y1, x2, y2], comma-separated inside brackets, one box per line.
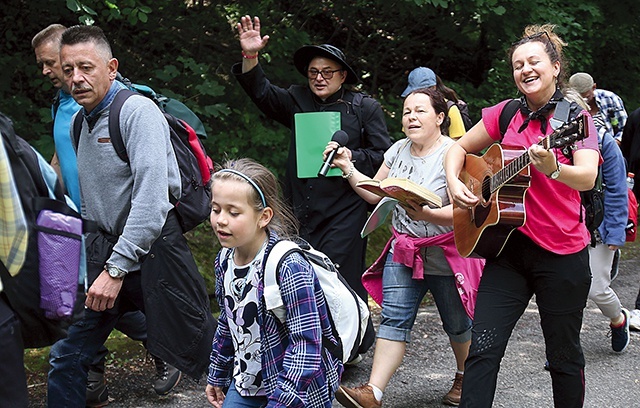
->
[328, 87, 484, 408]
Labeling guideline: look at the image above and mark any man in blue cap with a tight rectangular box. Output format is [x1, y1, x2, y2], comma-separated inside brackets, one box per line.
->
[232, 15, 392, 308]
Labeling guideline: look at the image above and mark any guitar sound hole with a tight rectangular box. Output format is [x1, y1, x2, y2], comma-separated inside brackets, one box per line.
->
[481, 176, 491, 203]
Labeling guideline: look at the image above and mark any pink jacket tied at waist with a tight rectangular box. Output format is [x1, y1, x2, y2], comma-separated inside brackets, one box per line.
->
[362, 229, 485, 319]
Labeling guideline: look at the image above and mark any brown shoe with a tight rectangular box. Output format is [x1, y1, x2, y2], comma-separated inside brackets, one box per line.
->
[335, 384, 382, 408]
[442, 373, 463, 406]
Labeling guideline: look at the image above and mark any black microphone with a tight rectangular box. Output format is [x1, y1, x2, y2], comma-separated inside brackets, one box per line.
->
[318, 130, 349, 177]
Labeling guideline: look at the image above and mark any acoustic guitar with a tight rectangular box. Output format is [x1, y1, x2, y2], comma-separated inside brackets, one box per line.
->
[453, 114, 588, 259]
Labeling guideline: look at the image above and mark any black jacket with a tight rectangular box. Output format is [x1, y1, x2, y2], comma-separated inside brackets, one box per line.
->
[232, 63, 392, 239]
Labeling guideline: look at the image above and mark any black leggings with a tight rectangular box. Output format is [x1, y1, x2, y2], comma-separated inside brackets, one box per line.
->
[460, 231, 591, 408]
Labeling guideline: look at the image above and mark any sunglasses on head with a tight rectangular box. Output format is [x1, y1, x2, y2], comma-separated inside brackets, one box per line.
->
[512, 31, 558, 56]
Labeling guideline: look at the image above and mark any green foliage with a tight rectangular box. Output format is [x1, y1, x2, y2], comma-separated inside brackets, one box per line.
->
[2, 0, 640, 305]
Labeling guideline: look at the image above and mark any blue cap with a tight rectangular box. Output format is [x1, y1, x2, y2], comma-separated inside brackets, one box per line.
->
[401, 67, 437, 97]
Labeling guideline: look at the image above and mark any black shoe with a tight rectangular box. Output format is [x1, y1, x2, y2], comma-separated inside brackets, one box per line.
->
[611, 309, 630, 353]
[543, 360, 550, 371]
[153, 355, 182, 395]
[86, 369, 109, 407]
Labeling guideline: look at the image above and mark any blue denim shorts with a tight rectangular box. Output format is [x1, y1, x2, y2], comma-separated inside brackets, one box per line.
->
[378, 253, 472, 343]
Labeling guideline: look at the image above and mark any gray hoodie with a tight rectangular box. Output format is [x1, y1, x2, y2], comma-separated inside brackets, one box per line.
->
[75, 92, 180, 272]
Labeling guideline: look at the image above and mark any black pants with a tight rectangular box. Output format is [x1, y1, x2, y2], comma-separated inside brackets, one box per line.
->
[0, 294, 28, 407]
[460, 231, 591, 408]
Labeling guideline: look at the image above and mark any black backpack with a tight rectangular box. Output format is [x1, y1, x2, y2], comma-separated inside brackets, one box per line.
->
[448, 99, 474, 130]
[0, 113, 79, 348]
[499, 99, 604, 235]
[73, 89, 214, 233]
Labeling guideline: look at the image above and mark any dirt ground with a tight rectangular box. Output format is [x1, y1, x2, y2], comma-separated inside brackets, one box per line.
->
[28, 259, 640, 407]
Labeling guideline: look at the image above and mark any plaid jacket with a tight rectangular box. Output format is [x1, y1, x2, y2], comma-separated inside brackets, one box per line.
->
[595, 88, 628, 141]
[208, 231, 342, 407]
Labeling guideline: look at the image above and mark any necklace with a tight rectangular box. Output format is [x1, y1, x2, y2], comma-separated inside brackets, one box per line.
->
[411, 135, 442, 159]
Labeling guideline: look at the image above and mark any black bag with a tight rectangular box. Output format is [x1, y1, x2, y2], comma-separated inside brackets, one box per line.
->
[73, 89, 214, 233]
[0, 113, 78, 348]
[448, 99, 473, 130]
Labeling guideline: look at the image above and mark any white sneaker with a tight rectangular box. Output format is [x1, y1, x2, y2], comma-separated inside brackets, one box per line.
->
[629, 309, 640, 331]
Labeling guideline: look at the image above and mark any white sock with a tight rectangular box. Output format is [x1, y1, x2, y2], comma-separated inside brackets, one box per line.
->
[368, 383, 383, 401]
[457, 370, 464, 376]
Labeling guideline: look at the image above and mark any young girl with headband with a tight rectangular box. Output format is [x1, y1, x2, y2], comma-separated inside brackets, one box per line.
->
[205, 158, 343, 408]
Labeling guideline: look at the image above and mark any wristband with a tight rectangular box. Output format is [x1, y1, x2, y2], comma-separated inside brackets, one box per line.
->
[342, 164, 355, 179]
[242, 51, 258, 59]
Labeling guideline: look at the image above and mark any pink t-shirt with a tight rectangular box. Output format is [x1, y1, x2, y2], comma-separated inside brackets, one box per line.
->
[481, 99, 600, 254]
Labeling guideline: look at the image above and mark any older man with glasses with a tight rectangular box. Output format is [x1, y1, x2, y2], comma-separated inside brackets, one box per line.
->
[232, 16, 392, 316]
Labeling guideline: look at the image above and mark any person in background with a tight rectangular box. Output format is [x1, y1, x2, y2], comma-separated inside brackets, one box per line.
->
[232, 15, 392, 304]
[401, 67, 471, 139]
[569, 72, 628, 144]
[47, 25, 215, 407]
[620, 106, 640, 331]
[584, 111, 630, 352]
[0, 114, 30, 408]
[206, 158, 342, 408]
[31, 24, 179, 405]
[444, 24, 599, 407]
[331, 88, 484, 408]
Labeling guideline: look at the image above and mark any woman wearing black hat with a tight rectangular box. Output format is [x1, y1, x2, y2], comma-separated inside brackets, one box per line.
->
[232, 15, 392, 305]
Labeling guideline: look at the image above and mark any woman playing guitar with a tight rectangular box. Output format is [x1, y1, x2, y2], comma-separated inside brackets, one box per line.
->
[444, 24, 600, 408]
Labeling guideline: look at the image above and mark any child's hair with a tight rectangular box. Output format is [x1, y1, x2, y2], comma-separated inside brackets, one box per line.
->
[212, 158, 299, 238]
[434, 74, 460, 103]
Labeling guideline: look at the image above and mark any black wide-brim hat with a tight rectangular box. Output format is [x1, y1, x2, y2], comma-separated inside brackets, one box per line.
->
[293, 44, 359, 85]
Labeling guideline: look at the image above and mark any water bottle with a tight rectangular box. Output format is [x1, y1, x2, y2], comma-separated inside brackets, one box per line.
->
[627, 172, 635, 190]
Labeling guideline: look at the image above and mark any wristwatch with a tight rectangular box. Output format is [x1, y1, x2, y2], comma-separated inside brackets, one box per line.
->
[548, 163, 562, 180]
[106, 264, 127, 279]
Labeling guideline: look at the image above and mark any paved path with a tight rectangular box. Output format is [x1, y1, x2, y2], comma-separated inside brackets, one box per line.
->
[31, 259, 640, 407]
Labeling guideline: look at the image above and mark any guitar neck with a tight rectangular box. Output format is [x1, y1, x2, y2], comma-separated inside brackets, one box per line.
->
[490, 149, 534, 193]
[488, 114, 585, 194]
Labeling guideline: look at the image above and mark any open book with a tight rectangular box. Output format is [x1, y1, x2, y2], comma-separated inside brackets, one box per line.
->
[356, 177, 443, 209]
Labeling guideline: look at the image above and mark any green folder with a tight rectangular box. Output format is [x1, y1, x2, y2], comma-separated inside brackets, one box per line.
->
[294, 111, 343, 178]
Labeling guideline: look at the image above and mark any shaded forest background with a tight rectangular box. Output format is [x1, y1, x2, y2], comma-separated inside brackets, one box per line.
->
[2, 0, 639, 294]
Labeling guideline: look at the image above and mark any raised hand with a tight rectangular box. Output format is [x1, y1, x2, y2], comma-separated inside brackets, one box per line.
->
[237, 15, 270, 55]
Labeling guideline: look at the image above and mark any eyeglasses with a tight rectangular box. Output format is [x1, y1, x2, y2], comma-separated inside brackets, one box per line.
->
[307, 68, 342, 80]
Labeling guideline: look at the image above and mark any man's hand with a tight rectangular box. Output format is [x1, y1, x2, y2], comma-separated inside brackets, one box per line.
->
[237, 15, 269, 55]
[85, 269, 124, 311]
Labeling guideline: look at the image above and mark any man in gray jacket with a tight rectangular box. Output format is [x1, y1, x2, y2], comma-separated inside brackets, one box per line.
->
[47, 25, 215, 407]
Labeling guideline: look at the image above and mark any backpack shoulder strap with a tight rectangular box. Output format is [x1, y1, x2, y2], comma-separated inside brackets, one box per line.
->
[263, 240, 302, 323]
[499, 99, 521, 140]
[108, 89, 137, 163]
[72, 112, 83, 150]
[52, 89, 62, 119]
